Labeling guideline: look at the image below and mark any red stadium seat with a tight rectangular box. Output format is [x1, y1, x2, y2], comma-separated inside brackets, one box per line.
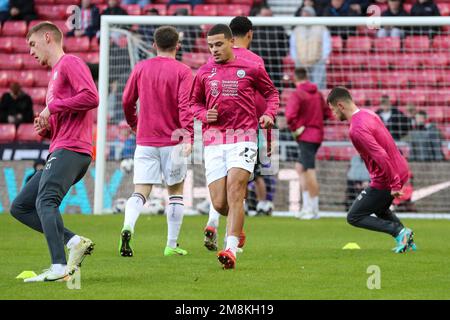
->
[97, 4, 108, 13]
[90, 37, 99, 51]
[64, 36, 91, 52]
[217, 4, 251, 16]
[439, 125, 450, 140]
[428, 90, 450, 105]
[28, 20, 46, 32]
[316, 145, 331, 160]
[437, 3, 450, 16]
[193, 4, 218, 16]
[229, 0, 253, 5]
[421, 53, 449, 68]
[181, 52, 209, 69]
[432, 36, 450, 51]
[326, 72, 348, 88]
[350, 90, 367, 106]
[0, 71, 10, 87]
[1, 21, 27, 37]
[0, 124, 16, 143]
[52, 20, 71, 34]
[404, 36, 430, 52]
[16, 124, 43, 143]
[0, 54, 23, 70]
[35, 0, 55, 4]
[373, 37, 401, 53]
[124, 4, 141, 15]
[329, 145, 357, 161]
[331, 36, 343, 53]
[32, 70, 52, 87]
[441, 73, 450, 87]
[426, 106, 446, 123]
[397, 90, 427, 106]
[11, 37, 30, 53]
[346, 36, 372, 53]
[18, 71, 35, 87]
[404, 3, 412, 13]
[193, 37, 209, 53]
[390, 53, 422, 69]
[348, 72, 378, 89]
[378, 71, 408, 88]
[205, 0, 229, 3]
[0, 37, 13, 53]
[167, 4, 192, 15]
[368, 54, 392, 69]
[143, 4, 168, 15]
[408, 71, 440, 88]
[365, 90, 398, 107]
[35, 5, 67, 20]
[27, 87, 47, 105]
[324, 126, 348, 141]
[85, 52, 99, 64]
[19, 54, 44, 70]
[56, 0, 81, 4]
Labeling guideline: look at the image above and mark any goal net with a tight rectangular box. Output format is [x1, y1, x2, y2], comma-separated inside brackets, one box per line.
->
[94, 15, 450, 216]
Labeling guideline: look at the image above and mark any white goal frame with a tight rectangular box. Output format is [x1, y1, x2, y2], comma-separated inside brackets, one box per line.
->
[94, 16, 450, 214]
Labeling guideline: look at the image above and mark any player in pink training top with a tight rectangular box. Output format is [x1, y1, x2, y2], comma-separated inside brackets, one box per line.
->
[120, 26, 193, 258]
[203, 16, 270, 252]
[327, 87, 416, 253]
[191, 24, 279, 269]
[10, 22, 98, 282]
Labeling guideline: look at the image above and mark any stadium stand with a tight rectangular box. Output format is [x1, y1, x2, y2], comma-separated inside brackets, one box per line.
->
[0, 0, 448, 155]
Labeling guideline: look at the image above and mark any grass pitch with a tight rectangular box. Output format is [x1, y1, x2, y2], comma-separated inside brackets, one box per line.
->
[0, 214, 449, 300]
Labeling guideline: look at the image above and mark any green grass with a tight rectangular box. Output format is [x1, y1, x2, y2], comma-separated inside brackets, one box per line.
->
[0, 214, 449, 300]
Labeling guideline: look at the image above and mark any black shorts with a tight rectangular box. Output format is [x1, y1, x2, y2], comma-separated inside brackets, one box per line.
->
[298, 141, 321, 170]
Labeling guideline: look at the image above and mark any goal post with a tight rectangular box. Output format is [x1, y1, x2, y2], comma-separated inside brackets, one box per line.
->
[94, 15, 450, 215]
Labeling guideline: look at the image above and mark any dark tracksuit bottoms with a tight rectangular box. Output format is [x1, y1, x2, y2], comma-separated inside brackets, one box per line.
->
[10, 149, 91, 265]
[347, 187, 404, 237]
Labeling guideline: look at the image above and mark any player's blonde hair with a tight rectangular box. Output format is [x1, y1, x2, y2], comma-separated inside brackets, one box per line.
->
[26, 21, 63, 43]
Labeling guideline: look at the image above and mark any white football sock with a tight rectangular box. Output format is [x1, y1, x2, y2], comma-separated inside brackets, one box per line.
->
[124, 193, 145, 233]
[166, 195, 184, 248]
[207, 205, 220, 229]
[302, 191, 311, 212]
[66, 235, 81, 250]
[310, 196, 319, 214]
[225, 235, 239, 256]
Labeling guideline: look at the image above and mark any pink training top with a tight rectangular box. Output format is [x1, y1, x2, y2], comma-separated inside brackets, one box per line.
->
[349, 109, 409, 191]
[122, 56, 194, 146]
[190, 55, 279, 145]
[285, 81, 333, 144]
[46, 54, 99, 157]
[208, 47, 267, 117]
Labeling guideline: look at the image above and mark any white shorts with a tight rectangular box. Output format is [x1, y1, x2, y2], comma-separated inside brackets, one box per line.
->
[204, 142, 257, 185]
[133, 145, 187, 186]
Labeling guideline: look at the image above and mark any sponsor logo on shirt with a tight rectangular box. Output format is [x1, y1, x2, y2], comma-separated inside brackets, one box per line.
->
[209, 80, 220, 97]
[53, 71, 58, 80]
